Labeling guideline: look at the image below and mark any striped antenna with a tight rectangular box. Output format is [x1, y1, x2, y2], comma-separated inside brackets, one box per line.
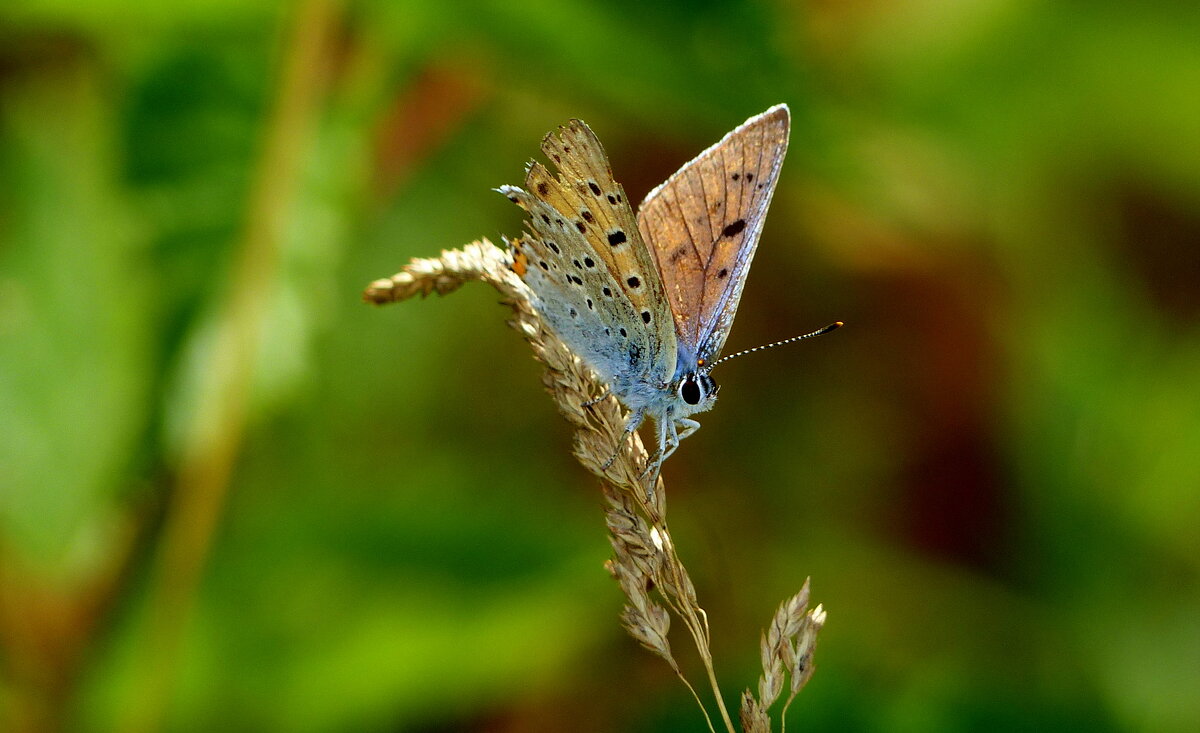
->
[710, 321, 843, 368]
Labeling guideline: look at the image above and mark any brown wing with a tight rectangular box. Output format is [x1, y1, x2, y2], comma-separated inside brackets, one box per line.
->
[636, 105, 790, 363]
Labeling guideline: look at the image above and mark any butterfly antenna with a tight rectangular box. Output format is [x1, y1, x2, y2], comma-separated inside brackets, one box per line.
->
[710, 321, 843, 368]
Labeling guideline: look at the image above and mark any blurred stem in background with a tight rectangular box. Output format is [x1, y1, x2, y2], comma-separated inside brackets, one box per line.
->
[124, 2, 340, 731]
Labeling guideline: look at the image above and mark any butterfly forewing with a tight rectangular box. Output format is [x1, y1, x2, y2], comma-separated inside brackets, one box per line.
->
[636, 104, 790, 364]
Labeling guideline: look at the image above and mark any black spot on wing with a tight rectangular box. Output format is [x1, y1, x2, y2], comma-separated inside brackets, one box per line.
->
[607, 230, 627, 246]
[722, 219, 746, 238]
[588, 181, 602, 196]
[537, 182, 549, 196]
[627, 276, 640, 288]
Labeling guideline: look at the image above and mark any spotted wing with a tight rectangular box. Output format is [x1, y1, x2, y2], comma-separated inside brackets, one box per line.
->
[499, 119, 678, 392]
[636, 104, 790, 365]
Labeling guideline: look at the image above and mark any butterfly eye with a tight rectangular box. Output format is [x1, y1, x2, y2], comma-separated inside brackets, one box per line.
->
[679, 376, 702, 405]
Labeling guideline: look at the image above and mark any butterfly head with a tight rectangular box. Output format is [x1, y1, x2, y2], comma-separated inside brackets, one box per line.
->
[674, 366, 719, 416]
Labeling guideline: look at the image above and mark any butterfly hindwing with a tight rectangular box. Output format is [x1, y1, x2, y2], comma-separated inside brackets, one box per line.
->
[501, 188, 649, 385]
[500, 119, 678, 390]
[537, 121, 676, 376]
[636, 104, 790, 364]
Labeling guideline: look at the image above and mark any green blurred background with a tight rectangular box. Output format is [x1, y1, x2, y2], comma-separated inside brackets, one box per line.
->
[2, 0, 1198, 731]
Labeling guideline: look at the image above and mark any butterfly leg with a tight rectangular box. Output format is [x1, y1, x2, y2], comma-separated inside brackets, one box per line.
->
[638, 417, 672, 502]
[642, 417, 700, 471]
[661, 417, 700, 464]
[601, 408, 645, 471]
[582, 389, 612, 408]
[637, 414, 699, 483]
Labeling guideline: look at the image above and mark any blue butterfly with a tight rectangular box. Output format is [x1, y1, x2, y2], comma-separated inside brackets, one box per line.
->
[501, 105, 835, 493]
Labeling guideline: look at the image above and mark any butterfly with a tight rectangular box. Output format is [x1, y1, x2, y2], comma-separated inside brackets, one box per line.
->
[499, 104, 829, 490]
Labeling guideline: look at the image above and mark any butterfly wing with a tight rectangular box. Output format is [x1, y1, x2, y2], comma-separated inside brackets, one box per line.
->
[500, 119, 678, 395]
[636, 104, 790, 366]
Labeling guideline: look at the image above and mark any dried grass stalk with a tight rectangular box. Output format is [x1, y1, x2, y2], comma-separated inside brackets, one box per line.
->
[743, 581, 827, 732]
[740, 690, 771, 733]
[365, 239, 824, 732]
